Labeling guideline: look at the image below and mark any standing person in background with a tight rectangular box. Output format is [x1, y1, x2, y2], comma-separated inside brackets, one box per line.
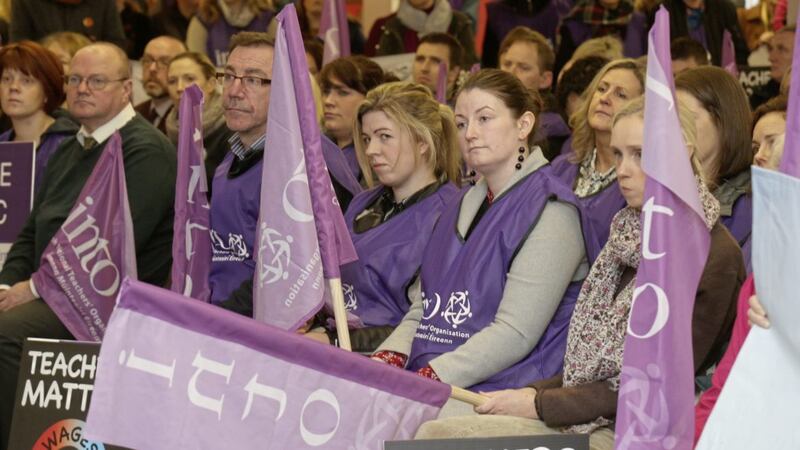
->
[365, 0, 477, 66]
[411, 32, 463, 104]
[135, 36, 187, 134]
[117, 0, 157, 59]
[0, 42, 79, 194]
[10, 0, 126, 47]
[187, 0, 275, 66]
[154, 0, 200, 40]
[660, 0, 748, 66]
[481, 0, 566, 69]
[164, 51, 232, 192]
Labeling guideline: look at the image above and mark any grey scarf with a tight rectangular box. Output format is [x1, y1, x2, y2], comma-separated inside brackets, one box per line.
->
[396, 0, 453, 37]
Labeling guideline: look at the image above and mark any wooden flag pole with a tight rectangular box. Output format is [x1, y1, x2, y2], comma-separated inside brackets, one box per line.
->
[450, 386, 489, 406]
[328, 278, 352, 351]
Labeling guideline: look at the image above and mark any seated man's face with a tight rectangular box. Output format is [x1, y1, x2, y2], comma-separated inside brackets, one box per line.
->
[413, 43, 456, 93]
[768, 30, 794, 82]
[499, 41, 552, 91]
[67, 46, 131, 132]
[671, 57, 700, 75]
[222, 45, 274, 144]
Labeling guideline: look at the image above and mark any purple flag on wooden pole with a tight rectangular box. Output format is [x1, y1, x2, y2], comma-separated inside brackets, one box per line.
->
[435, 61, 448, 104]
[170, 84, 212, 301]
[779, 4, 800, 178]
[319, 0, 351, 65]
[614, 7, 710, 450]
[30, 133, 137, 342]
[721, 29, 739, 77]
[84, 278, 450, 449]
[255, 5, 357, 333]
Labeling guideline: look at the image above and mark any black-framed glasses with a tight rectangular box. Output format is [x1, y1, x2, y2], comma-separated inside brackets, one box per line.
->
[216, 72, 271, 90]
[64, 75, 129, 91]
[141, 56, 172, 69]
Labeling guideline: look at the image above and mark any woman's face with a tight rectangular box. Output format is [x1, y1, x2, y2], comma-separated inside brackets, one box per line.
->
[753, 112, 787, 169]
[167, 58, 216, 106]
[322, 76, 365, 145]
[587, 68, 642, 133]
[454, 87, 534, 177]
[0, 68, 48, 120]
[677, 90, 721, 181]
[611, 114, 646, 208]
[361, 110, 428, 193]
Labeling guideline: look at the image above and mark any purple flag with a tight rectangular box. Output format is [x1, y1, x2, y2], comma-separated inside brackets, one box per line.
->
[84, 278, 449, 449]
[0, 142, 35, 269]
[721, 29, 738, 77]
[779, 4, 800, 177]
[319, 0, 351, 65]
[31, 133, 137, 342]
[435, 61, 448, 104]
[254, 4, 357, 330]
[170, 84, 212, 301]
[615, 7, 710, 449]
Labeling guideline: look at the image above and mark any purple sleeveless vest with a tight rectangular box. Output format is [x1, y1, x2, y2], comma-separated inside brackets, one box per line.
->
[208, 152, 263, 303]
[486, 1, 561, 44]
[0, 129, 69, 195]
[339, 183, 460, 327]
[321, 135, 362, 197]
[721, 193, 752, 271]
[550, 153, 627, 264]
[205, 10, 274, 66]
[535, 112, 571, 142]
[562, 11, 647, 58]
[407, 167, 583, 391]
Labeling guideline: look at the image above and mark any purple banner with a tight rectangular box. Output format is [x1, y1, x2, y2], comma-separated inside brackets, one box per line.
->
[779, 4, 800, 177]
[31, 133, 138, 342]
[254, 5, 356, 330]
[0, 142, 34, 268]
[84, 278, 449, 449]
[170, 84, 212, 301]
[319, 0, 351, 65]
[721, 30, 738, 77]
[615, 7, 710, 450]
[436, 61, 448, 104]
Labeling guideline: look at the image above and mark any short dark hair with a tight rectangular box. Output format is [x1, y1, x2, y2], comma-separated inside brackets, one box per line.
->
[556, 55, 609, 118]
[0, 41, 65, 114]
[418, 32, 464, 68]
[229, 31, 274, 53]
[670, 37, 709, 65]
[498, 26, 555, 72]
[319, 55, 386, 95]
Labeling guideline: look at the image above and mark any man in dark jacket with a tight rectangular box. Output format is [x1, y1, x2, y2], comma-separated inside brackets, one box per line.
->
[10, 0, 125, 47]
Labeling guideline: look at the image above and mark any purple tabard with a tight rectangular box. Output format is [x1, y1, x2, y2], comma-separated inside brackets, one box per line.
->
[562, 13, 647, 57]
[0, 129, 69, 195]
[550, 153, 627, 264]
[339, 183, 459, 327]
[721, 193, 752, 271]
[321, 135, 362, 197]
[205, 10, 274, 66]
[485, 1, 561, 44]
[208, 152, 262, 303]
[408, 167, 582, 391]
[689, 23, 708, 50]
[535, 111, 572, 142]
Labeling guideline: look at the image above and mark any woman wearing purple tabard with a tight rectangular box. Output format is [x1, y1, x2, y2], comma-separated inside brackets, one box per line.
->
[415, 96, 743, 450]
[676, 67, 754, 271]
[186, 0, 275, 66]
[550, 58, 644, 263]
[303, 82, 462, 353]
[373, 70, 588, 416]
[0, 42, 78, 196]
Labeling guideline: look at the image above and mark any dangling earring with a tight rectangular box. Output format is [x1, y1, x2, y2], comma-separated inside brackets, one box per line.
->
[515, 146, 525, 170]
[468, 169, 476, 185]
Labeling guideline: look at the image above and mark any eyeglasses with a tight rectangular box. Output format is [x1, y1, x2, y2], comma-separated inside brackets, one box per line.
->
[141, 56, 172, 69]
[216, 72, 271, 90]
[64, 75, 129, 91]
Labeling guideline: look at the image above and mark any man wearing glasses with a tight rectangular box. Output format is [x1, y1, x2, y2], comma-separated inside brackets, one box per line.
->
[136, 36, 188, 134]
[207, 32, 274, 306]
[0, 43, 176, 450]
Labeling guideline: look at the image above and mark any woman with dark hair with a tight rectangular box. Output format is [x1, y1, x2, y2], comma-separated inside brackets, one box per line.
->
[319, 55, 389, 209]
[676, 66, 754, 270]
[751, 95, 788, 170]
[373, 70, 587, 415]
[0, 41, 78, 194]
[165, 51, 232, 193]
[186, 0, 275, 66]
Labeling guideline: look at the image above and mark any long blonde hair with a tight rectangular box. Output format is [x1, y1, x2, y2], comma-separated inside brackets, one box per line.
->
[354, 82, 462, 188]
[569, 58, 645, 163]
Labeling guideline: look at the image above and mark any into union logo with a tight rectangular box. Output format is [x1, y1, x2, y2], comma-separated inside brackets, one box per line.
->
[442, 290, 472, 329]
[342, 283, 357, 311]
[258, 224, 293, 285]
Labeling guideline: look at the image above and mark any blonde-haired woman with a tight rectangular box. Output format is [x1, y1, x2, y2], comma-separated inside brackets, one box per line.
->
[551, 58, 645, 263]
[186, 0, 275, 66]
[417, 96, 742, 450]
[306, 81, 461, 352]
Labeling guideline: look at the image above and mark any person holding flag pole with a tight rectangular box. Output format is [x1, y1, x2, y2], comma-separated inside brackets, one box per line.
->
[414, 8, 743, 446]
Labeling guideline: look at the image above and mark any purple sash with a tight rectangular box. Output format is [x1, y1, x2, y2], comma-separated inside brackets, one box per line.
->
[408, 167, 582, 391]
[339, 183, 459, 327]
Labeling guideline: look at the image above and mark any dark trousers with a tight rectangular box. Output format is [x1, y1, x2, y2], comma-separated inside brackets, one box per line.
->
[0, 299, 72, 450]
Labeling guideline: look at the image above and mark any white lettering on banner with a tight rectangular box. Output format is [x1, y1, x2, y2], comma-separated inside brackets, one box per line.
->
[185, 220, 208, 260]
[282, 159, 313, 223]
[187, 165, 209, 208]
[617, 364, 677, 449]
[0, 199, 6, 225]
[118, 344, 344, 445]
[258, 224, 293, 285]
[641, 197, 674, 260]
[0, 161, 10, 186]
[421, 292, 441, 320]
[300, 389, 341, 446]
[282, 248, 322, 307]
[60, 196, 121, 296]
[188, 351, 235, 419]
[21, 379, 93, 410]
[342, 283, 357, 311]
[324, 28, 340, 59]
[242, 373, 287, 420]
[28, 350, 97, 379]
[628, 283, 670, 339]
[183, 275, 194, 297]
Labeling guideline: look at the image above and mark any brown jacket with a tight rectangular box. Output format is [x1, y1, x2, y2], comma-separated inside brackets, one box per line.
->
[531, 221, 745, 428]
